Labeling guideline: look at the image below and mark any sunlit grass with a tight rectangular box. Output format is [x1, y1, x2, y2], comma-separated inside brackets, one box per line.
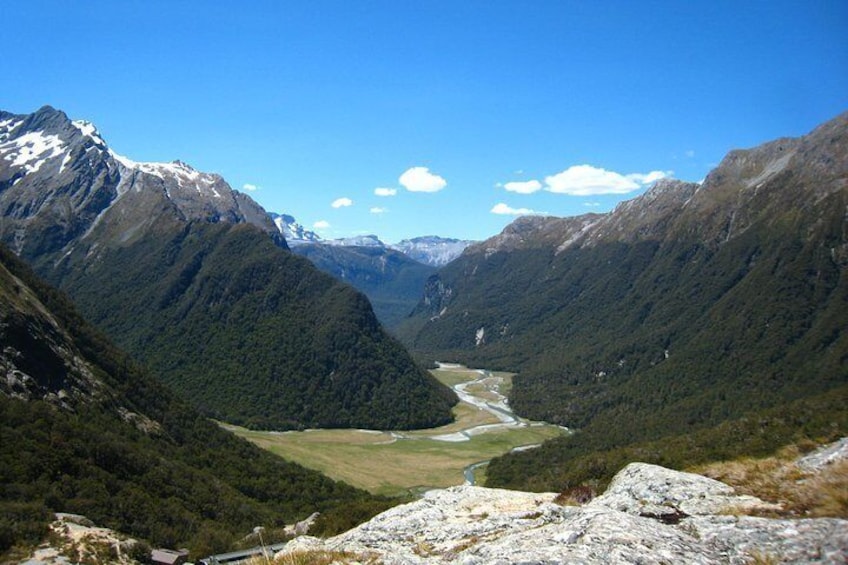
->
[225, 417, 562, 496]
[224, 365, 565, 496]
[691, 442, 848, 518]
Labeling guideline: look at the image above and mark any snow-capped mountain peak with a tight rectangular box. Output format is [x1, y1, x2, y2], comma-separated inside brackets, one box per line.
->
[71, 119, 106, 146]
[0, 106, 278, 257]
[270, 213, 322, 245]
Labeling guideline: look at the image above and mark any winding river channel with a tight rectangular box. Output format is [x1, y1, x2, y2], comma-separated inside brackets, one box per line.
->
[427, 363, 563, 485]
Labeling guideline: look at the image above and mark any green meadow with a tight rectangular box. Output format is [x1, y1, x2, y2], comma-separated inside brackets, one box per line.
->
[224, 365, 565, 496]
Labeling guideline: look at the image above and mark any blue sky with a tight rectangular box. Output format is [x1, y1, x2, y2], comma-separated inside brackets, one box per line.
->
[4, 1, 847, 243]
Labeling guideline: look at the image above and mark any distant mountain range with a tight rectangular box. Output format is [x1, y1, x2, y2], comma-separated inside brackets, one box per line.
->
[396, 111, 848, 491]
[291, 243, 436, 330]
[269, 212, 474, 267]
[0, 106, 456, 431]
[268, 213, 474, 328]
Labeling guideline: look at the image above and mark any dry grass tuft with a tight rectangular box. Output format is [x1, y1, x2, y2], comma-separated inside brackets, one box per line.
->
[692, 443, 848, 518]
[745, 550, 781, 564]
[273, 549, 382, 565]
[791, 459, 848, 518]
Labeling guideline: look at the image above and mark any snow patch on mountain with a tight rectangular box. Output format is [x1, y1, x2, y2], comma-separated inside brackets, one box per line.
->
[108, 150, 223, 196]
[0, 130, 66, 174]
[58, 151, 74, 174]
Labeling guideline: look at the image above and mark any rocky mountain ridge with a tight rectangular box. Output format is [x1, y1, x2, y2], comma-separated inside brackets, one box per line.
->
[280, 440, 848, 564]
[469, 113, 846, 261]
[0, 106, 278, 260]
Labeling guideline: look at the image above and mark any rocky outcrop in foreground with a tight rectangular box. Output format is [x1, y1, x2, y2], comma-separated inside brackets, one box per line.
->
[282, 461, 848, 564]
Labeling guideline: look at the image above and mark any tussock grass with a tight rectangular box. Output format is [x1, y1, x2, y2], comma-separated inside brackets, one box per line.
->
[691, 443, 848, 518]
[273, 549, 381, 564]
[745, 550, 781, 565]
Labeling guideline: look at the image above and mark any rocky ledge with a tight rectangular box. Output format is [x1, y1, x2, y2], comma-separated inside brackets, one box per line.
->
[281, 460, 848, 564]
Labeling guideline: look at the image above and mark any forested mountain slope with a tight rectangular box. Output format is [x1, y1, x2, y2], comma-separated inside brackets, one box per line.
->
[0, 244, 394, 558]
[398, 112, 848, 490]
[0, 106, 455, 430]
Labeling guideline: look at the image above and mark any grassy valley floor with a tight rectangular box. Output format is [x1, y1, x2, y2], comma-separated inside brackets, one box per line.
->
[223, 365, 565, 496]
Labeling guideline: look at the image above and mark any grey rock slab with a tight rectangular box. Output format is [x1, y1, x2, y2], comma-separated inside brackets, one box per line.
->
[275, 465, 848, 564]
[590, 462, 781, 517]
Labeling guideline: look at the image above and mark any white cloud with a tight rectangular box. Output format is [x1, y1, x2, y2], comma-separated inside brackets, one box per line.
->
[313, 220, 330, 229]
[685, 149, 695, 158]
[331, 197, 353, 208]
[374, 187, 397, 197]
[625, 170, 671, 185]
[503, 179, 542, 194]
[583, 201, 601, 207]
[242, 183, 259, 192]
[370, 207, 388, 214]
[545, 165, 671, 196]
[399, 166, 447, 193]
[491, 202, 541, 216]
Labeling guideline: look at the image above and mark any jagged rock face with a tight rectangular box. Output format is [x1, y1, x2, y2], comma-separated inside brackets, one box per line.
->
[0, 246, 162, 434]
[0, 255, 103, 406]
[280, 461, 848, 564]
[415, 274, 454, 320]
[0, 105, 279, 263]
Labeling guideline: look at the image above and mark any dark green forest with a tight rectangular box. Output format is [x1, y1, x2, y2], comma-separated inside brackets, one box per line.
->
[0, 245, 396, 559]
[38, 221, 455, 431]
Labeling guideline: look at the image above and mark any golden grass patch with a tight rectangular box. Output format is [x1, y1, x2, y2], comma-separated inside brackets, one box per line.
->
[691, 443, 848, 518]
